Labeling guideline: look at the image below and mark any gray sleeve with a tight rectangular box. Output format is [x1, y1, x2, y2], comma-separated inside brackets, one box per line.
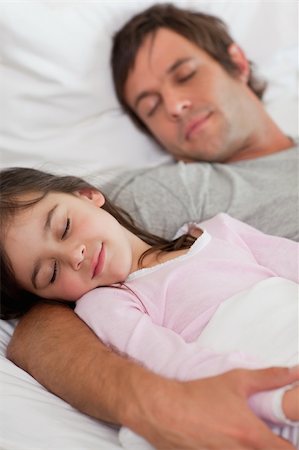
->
[109, 162, 212, 239]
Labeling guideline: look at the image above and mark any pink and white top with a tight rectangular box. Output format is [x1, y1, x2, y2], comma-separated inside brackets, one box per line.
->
[75, 213, 299, 426]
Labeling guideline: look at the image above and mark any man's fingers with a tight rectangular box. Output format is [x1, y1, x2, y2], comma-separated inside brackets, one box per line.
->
[258, 433, 297, 450]
[235, 413, 296, 450]
[235, 366, 299, 396]
[255, 426, 297, 450]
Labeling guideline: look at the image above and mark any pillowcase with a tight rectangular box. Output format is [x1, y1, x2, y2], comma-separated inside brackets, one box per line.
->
[0, 0, 297, 176]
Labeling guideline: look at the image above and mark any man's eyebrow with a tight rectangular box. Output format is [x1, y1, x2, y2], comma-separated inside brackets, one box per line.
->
[166, 57, 193, 74]
[134, 57, 193, 110]
[31, 204, 58, 289]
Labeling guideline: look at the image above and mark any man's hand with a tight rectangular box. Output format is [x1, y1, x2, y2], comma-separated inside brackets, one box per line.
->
[127, 367, 299, 450]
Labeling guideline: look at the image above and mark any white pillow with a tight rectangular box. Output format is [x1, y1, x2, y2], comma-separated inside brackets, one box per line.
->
[0, 0, 297, 176]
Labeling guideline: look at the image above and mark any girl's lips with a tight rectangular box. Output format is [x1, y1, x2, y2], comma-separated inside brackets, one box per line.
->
[92, 244, 105, 278]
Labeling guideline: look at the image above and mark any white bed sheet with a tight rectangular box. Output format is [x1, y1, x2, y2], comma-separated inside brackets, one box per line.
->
[0, 319, 121, 450]
[0, 1, 298, 449]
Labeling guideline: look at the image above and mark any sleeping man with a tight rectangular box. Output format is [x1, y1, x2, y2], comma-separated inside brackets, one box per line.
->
[7, 3, 299, 450]
[103, 2, 298, 242]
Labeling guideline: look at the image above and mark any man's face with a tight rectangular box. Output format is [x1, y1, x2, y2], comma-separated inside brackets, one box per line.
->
[124, 28, 253, 163]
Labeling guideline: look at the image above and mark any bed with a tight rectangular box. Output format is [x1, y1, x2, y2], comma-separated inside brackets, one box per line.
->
[0, 1, 298, 449]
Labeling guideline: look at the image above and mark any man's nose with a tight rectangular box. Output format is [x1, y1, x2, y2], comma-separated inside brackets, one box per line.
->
[70, 244, 86, 270]
[164, 93, 191, 120]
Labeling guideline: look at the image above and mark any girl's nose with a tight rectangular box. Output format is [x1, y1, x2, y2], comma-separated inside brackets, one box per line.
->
[71, 244, 86, 270]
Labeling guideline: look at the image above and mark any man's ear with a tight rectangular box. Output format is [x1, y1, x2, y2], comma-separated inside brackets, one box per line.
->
[75, 188, 105, 207]
[228, 43, 250, 83]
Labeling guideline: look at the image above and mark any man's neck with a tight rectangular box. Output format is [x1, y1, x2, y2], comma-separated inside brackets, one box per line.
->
[226, 135, 294, 163]
[224, 90, 295, 163]
[225, 120, 294, 164]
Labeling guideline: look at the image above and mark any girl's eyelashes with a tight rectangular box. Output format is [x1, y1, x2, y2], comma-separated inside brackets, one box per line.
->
[61, 218, 70, 239]
[50, 261, 57, 284]
[49, 217, 69, 285]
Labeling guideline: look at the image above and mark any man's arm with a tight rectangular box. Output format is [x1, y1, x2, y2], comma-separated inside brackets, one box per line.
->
[7, 302, 298, 450]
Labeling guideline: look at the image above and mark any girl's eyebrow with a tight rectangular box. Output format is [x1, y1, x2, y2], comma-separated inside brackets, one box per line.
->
[44, 204, 58, 232]
[31, 203, 58, 289]
[31, 260, 41, 289]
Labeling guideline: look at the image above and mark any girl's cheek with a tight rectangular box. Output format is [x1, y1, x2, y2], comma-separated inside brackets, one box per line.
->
[63, 278, 89, 300]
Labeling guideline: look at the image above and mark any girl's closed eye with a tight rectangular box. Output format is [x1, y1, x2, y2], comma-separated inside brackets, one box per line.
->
[50, 260, 57, 284]
[49, 218, 70, 286]
[61, 218, 70, 239]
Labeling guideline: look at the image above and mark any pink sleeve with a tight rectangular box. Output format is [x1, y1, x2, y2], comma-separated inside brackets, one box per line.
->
[202, 213, 299, 282]
[75, 288, 291, 426]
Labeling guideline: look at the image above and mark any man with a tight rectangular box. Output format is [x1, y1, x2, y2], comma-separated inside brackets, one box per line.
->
[106, 2, 298, 241]
[112, 3, 294, 163]
[7, 3, 299, 450]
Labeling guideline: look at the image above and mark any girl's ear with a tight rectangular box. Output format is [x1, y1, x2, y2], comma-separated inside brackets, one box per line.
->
[227, 43, 250, 83]
[75, 188, 105, 207]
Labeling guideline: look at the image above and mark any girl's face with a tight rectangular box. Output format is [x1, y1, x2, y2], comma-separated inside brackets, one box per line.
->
[4, 190, 147, 301]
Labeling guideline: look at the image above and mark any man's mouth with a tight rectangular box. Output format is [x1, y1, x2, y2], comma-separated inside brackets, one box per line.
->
[92, 244, 105, 279]
[184, 112, 213, 141]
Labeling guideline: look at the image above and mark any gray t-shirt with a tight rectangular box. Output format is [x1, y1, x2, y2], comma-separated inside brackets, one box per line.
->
[92, 145, 298, 241]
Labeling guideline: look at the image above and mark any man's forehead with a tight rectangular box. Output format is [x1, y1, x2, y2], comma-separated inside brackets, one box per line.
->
[125, 28, 205, 99]
[132, 28, 212, 81]
[138, 28, 196, 62]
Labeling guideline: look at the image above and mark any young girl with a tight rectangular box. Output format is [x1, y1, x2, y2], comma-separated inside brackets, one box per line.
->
[1, 167, 298, 446]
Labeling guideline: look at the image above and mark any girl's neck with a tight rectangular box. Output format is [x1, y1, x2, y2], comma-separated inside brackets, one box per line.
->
[139, 227, 203, 270]
[141, 247, 189, 270]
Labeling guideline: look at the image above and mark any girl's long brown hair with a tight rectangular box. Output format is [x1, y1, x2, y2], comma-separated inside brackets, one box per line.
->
[0, 167, 196, 319]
